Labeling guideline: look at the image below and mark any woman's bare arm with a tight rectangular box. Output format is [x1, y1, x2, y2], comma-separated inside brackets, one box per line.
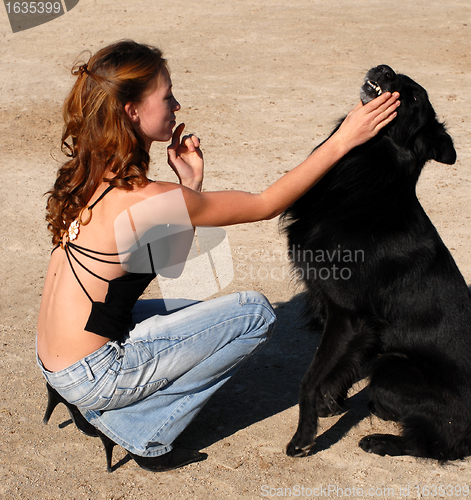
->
[166, 92, 400, 227]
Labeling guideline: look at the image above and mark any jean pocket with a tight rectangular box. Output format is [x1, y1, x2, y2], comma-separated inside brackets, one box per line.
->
[95, 378, 169, 411]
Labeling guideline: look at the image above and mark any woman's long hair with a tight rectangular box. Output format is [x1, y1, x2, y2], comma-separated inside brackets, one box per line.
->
[46, 40, 168, 245]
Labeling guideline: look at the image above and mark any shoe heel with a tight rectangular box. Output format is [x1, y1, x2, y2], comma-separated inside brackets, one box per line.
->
[97, 431, 116, 473]
[43, 383, 98, 437]
[43, 383, 113, 472]
[43, 383, 61, 425]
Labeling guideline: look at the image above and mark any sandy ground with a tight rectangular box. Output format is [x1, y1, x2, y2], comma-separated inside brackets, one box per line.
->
[1, 0, 471, 498]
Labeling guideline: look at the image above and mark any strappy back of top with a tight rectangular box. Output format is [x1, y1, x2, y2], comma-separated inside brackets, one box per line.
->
[55, 185, 156, 343]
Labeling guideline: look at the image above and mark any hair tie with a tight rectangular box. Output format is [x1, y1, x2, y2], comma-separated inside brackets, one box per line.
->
[73, 62, 90, 78]
[79, 63, 89, 76]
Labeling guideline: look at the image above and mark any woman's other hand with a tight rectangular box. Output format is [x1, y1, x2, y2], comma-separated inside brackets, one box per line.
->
[167, 123, 204, 192]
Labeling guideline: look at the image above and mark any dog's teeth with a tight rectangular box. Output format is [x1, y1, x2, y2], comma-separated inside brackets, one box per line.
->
[367, 80, 383, 96]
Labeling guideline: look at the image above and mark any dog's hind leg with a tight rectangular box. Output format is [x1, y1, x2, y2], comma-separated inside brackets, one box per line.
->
[286, 303, 377, 457]
[360, 353, 471, 459]
[360, 353, 434, 457]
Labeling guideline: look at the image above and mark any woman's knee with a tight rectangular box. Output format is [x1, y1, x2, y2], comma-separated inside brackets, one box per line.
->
[238, 291, 277, 336]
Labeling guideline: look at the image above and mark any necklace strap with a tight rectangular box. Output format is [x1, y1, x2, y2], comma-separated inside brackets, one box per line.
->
[88, 185, 115, 209]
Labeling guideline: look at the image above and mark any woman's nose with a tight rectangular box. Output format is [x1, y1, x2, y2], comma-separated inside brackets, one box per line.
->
[173, 97, 181, 112]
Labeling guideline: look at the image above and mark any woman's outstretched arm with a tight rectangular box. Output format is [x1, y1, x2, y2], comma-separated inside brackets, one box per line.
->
[166, 92, 400, 227]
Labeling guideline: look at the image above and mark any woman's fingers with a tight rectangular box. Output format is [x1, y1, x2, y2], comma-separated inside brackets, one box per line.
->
[371, 93, 400, 118]
[374, 106, 399, 131]
[169, 123, 201, 155]
[181, 134, 200, 152]
[354, 92, 400, 133]
[363, 91, 397, 111]
[168, 123, 186, 157]
[372, 96, 400, 131]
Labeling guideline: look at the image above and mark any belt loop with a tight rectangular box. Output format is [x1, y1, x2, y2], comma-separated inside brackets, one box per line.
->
[110, 341, 123, 360]
[80, 359, 95, 382]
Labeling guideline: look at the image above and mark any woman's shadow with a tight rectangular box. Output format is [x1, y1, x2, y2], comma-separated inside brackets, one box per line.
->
[178, 292, 370, 455]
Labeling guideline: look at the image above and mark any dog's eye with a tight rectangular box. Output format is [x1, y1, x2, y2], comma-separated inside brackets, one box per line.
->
[413, 96, 418, 101]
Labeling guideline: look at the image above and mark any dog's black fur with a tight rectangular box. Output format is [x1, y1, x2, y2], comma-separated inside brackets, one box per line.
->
[282, 65, 471, 460]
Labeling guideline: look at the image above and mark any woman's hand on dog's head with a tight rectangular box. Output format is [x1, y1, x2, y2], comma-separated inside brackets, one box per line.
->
[335, 92, 400, 152]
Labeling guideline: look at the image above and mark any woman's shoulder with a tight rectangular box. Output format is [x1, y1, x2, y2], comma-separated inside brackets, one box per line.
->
[135, 181, 192, 216]
[111, 180, 182, 207]
[114, 181, 190, 217]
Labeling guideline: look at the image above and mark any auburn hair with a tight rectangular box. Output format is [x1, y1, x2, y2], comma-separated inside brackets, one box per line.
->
[46, 40, 168, 245]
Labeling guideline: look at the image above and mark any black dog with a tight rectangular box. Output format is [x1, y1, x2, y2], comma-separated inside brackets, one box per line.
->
[282, 65, 471, 460]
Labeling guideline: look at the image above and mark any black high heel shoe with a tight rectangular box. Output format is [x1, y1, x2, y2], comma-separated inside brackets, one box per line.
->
[44, 383, 207, 472]
[43, 383, 99, 437]
[96, 430, 207, 473]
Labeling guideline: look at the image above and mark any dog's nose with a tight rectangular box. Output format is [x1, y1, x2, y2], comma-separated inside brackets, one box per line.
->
[376, 65, 395, 82]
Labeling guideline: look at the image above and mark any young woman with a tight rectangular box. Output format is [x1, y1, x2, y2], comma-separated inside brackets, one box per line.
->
[37, 40, 400, 472]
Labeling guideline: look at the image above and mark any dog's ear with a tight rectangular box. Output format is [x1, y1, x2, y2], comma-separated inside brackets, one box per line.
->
[431, 128, 457, 165]
[415, 122, 457, 165]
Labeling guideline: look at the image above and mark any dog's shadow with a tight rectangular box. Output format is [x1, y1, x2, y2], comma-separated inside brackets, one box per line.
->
[178, 292, 370, 454]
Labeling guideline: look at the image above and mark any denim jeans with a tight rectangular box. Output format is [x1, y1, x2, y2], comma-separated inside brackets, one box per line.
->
[37, 291, 276, 457]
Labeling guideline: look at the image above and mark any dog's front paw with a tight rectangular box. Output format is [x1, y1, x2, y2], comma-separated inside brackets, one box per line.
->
[286, 434, 315, 457]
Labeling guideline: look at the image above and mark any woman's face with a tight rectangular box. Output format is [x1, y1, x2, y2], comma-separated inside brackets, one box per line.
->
[131, 70, 181, 150]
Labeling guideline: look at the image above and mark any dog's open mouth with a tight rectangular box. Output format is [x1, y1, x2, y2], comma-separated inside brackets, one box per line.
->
[366, 80, 383, 96]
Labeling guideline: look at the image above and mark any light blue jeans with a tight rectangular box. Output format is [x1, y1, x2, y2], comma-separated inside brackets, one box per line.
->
[37, 291, 276, 457]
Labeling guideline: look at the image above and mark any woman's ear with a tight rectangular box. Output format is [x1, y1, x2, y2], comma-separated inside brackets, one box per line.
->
[125, 102, 139, 123]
